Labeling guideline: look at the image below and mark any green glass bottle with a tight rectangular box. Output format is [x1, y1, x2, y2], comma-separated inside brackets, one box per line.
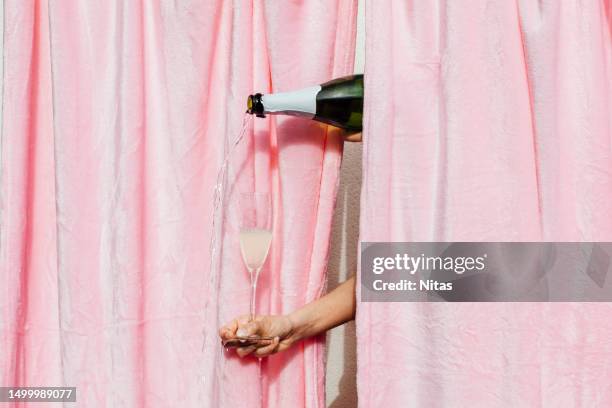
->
[247, 74, 363, 132]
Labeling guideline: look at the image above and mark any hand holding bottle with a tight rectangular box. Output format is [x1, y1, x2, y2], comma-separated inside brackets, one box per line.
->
[343, 131, 362, 142]
[247, 74, 363, 132]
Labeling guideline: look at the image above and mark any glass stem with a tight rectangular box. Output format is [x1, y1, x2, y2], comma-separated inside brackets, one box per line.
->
[250, 267, 262, 322]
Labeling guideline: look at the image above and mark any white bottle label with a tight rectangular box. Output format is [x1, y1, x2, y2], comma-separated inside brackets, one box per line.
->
[261, 85, 321, 118]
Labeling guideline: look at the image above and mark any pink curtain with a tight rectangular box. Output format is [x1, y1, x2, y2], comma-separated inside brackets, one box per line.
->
[1, 1, 356, 406]
[358, 0, 612, 407]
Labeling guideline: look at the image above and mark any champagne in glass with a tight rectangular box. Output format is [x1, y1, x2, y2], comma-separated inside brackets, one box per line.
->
[238, 192, 273, 342]
[240, 228, 272, 274]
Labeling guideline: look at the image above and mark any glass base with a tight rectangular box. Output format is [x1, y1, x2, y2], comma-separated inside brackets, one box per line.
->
[223, 336, 274, 348]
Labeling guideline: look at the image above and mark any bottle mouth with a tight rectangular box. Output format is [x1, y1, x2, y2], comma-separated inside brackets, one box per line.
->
[247, 93, 265, 117]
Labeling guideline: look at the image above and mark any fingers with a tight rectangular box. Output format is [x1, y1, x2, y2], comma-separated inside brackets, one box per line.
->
[342, 130, 362, 142]
[236, 337, 279, 358]
[236, 345, 257, 358]
[220, 315, 284, 358]
[219, 315, 251, 340]
[254, 337, 280, 358]
[219, 321, 237, 340]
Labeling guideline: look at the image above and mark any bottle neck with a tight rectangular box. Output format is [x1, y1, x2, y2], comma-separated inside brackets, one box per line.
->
[261, 85, 321, 117]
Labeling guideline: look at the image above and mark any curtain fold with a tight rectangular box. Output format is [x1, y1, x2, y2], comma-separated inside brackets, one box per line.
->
[1, 1, 357, 406]
[358, 0, 612, 406]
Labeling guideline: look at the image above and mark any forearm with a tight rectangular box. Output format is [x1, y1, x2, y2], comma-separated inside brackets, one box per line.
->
[287, 275, 356, 342]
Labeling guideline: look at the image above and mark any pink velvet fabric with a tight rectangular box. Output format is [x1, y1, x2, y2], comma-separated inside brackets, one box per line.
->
[0, 1, 356, 406]
[358, 1, 612, 407]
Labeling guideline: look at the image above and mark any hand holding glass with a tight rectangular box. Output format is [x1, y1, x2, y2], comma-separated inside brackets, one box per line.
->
[226, 192, 273, 346]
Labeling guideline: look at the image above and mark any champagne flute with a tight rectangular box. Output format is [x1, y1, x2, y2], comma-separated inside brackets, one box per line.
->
[234, 192, 273, 344]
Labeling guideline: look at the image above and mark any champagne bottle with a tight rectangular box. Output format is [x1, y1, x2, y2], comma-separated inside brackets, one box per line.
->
[247, 74, 363, 131]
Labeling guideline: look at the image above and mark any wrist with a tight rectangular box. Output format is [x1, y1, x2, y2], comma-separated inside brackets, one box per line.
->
[286, 310, 314, 344]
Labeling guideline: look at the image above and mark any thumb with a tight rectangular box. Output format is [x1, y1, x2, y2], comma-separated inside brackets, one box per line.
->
[236, 321, 260, 337]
